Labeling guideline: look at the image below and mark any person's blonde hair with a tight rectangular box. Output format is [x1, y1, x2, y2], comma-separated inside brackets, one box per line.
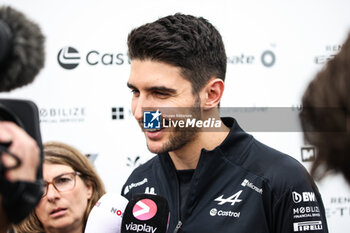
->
[13, 141, 105, 233]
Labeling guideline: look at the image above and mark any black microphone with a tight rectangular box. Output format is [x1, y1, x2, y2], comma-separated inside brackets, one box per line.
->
[0, 4, 45, 165]
[0, 5, 45, 177]
[0, 5, 45, 92]
[0, 5, 45, 224]
[121, 194, 170, 233]
[0, 5, 45, 157]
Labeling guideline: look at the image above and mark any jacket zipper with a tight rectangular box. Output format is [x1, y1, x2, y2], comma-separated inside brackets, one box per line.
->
[174, 164, 182, 233]
[165, 153, 185, 233]
[173, 221, 183, 233]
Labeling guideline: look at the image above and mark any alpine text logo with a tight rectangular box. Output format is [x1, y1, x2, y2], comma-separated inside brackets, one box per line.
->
[132, 199, 157, 221]
[57, 47, 81, 70]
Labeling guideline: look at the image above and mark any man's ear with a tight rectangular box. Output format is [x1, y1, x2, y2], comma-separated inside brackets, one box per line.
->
[200, 78, 225, 110]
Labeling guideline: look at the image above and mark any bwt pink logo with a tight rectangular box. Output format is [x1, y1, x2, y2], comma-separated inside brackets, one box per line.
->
[132, 199, 157, 221]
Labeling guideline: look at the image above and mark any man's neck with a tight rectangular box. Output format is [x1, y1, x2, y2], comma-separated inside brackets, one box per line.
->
[169, 120, 230, 170]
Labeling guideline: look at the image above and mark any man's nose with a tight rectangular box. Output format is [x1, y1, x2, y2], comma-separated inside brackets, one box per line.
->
[132, 96, 145, 123]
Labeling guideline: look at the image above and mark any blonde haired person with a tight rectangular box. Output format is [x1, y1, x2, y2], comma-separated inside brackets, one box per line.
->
[13, 142, 105, 233]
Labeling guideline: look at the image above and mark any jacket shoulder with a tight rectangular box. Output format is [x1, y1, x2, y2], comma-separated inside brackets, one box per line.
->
[243, 139, 316, 195]
[121, 155, 160, 199]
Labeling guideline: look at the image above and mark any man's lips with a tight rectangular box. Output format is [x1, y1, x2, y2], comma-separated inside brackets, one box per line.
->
[145, 128, 163, 140]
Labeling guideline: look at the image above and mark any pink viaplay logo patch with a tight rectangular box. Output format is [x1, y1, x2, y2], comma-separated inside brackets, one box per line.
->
[132, 198, 158, 221]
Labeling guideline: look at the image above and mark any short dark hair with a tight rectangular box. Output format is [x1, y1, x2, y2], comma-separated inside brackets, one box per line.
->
[300, 32, 350, 184]
[127, 13, 227, 94]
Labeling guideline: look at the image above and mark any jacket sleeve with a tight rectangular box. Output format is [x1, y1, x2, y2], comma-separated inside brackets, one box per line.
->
[271, 181, 329, 233]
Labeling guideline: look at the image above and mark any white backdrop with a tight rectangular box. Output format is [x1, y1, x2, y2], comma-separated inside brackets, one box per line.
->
[1, 0, 350, 232]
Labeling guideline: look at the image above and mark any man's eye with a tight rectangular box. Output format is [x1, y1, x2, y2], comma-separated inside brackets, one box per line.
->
[154, 91, 169, 97]
[130, 89, 140, 96]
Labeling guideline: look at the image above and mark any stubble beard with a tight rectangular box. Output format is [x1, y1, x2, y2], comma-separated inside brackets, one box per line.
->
[147, 96, 201, 154]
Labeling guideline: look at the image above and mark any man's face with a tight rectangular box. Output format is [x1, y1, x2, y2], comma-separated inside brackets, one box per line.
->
[127, 59, 202, 154]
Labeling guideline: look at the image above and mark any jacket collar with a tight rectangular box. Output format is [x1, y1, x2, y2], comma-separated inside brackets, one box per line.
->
[217, 117, 253, 164]
[158, 117, 253, 217]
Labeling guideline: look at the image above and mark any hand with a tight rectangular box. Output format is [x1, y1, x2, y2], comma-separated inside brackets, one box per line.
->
[0, 121, 40, 182]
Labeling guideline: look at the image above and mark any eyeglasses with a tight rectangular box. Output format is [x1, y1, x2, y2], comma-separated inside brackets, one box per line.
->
[42, 171, 81, 198]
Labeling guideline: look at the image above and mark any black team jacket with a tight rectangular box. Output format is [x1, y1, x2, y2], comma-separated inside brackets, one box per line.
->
[121, 117, 328, 233]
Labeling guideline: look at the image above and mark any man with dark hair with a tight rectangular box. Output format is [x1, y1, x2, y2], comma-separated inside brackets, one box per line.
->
[122, 13, 328, 233]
